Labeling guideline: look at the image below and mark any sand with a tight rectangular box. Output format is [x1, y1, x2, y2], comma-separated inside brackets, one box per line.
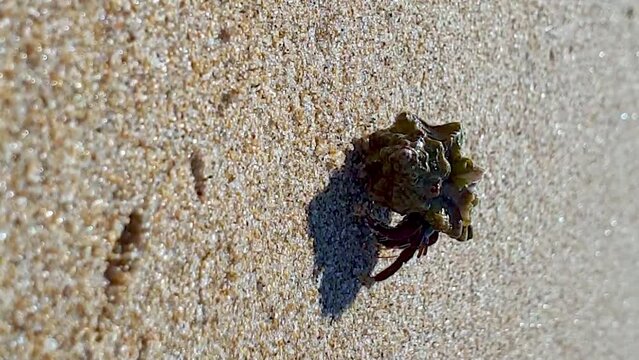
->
[1, 0, 638, 358]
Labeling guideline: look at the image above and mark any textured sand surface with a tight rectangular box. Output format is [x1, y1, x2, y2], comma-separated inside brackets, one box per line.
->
[1, 1, 638, 358]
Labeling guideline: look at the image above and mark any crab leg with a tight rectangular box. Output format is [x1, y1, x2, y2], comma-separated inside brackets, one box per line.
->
[366, 213, 423, 248]
[375, 229, 421, 249]
[371, 225, 425, 281]
[372, 242, 419, 282]
[372, 225, 440, 281]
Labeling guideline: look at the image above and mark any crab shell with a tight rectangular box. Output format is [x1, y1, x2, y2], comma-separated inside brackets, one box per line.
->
[359, 112, 483, 241]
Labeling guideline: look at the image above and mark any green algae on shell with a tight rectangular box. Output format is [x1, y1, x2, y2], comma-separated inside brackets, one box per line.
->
[359, 112, 483, 242]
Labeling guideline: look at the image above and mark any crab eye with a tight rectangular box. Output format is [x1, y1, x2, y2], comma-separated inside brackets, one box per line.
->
[429, 182, 441, 194]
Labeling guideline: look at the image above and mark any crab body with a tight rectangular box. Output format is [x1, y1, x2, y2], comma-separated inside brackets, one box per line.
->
[359, 112, 483, 282]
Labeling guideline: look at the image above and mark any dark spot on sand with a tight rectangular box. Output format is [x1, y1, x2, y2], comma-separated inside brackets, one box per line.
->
[190, 150, 207, 202]
[307, 147, 383, 318]
[219, 27, 232, 43]
[104, 210, 145, 302]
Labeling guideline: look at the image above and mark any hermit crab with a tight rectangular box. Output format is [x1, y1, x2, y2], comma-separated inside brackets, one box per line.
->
[358, 112, 483, 283]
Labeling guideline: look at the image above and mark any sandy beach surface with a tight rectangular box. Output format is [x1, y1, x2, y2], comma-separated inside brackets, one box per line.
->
[1, 1, 638, 358]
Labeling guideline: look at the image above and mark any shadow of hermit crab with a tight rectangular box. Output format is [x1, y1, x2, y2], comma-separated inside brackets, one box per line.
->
[308, 112, 483, 316]
[307, 149, 385, 317]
